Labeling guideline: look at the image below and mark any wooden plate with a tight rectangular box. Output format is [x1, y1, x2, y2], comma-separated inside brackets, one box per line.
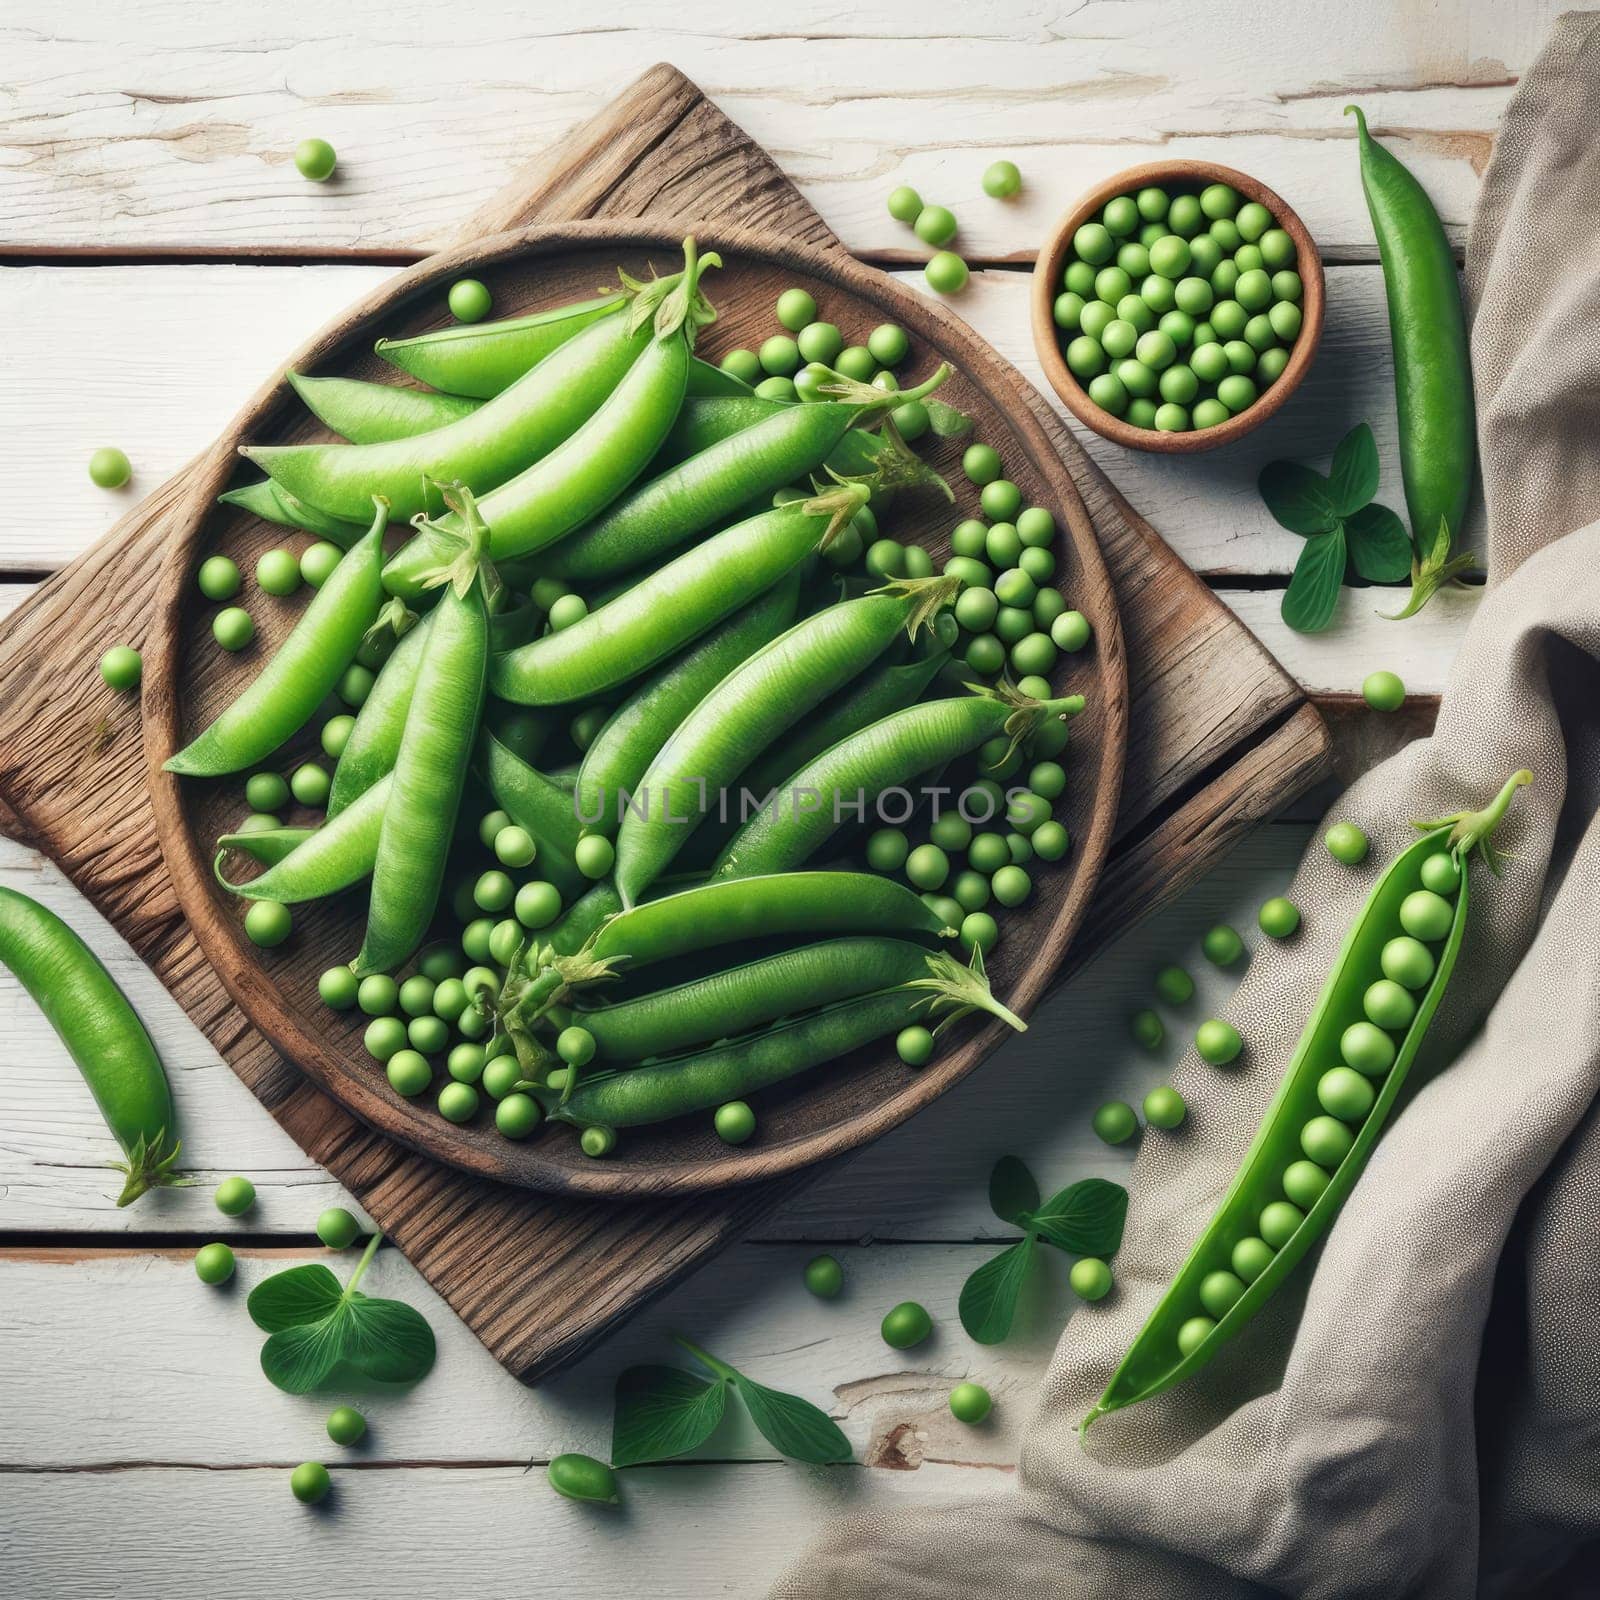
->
[145, 220, 1128, 1196]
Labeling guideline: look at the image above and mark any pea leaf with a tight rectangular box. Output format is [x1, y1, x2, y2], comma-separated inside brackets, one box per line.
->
[246, 1236, 435, 1395]
[1258, 460, 1334, 535]
[612, 1364, 728, 1467]
[729, 1374, 852, 1464]
[1328, 422, 1380, 518]
[987, 1155, 1040, 1226]
[958, 1236, 1037, 1345]
[1280, 525, 1347, 634]
[1344, 501, 1412, 583]
[925, 398, 974, 439]
[1023, 1178, 1129, 1258]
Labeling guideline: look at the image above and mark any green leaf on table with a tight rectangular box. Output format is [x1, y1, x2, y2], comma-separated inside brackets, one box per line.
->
[987, 1155, 1040, 1226]
[246, 1237, 435, 1395]
[1023, 1177, 1129, 1258]
[1258, 460, 1334, 535]
[730, 1373, 852, 1464]
[1344, 501, 1413, 583]
[1280, 525, 1347, 633]
[612, 1364, 728, 1467]
[1328, 422, 1380, 517]
[958, 1236, 1037, 1345]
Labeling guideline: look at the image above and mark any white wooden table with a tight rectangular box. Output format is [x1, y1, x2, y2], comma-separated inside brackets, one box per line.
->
[0, 4, 1549, 1592]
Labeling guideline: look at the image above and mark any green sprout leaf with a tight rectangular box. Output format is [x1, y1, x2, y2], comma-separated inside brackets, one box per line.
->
[611, 1364, 728, 1468]
[1258, 460, 1334, 535]
[1327, 422, 1380, 518]
[958, 1236, 1037, 1345]
[1344, 502, 1413, 583]
[729, 1373, 852, 1464]
[1022, 1178, 1129, 1258]
[1280, 525, 1347, 634]
[987, 1155, 1040, 1226]
[246, 1234, 436, 1395]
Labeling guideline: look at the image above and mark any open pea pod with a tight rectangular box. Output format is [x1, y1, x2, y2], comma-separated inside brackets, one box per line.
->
[1084, 771, 1531, 1431]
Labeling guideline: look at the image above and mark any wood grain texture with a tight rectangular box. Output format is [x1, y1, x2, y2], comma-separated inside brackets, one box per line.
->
[0, 64, 1329, 1380]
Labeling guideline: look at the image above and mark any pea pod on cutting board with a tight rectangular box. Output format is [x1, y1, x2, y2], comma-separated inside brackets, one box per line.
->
[1083, 770, 1531, 1432]
[615, 576, 962, 903]
[489, 481, 866, 707]
[382, 241, 721, 596]
[166, 499, 390, 777]
[286, 371, 481, 444]
[0, 887, 184, 1206]
[537, 366, 952, 584]
[1348, 105, 1477, 617]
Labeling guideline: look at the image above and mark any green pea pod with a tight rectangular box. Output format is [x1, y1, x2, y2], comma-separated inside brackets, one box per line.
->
[375, 294, 623, 397]
[214, 775, 391, 903]
[166, 500, 390, 777]
[242, 269, 676, 522]
[326, 608, 432, 818]
[354, 500, 491, 975]
[490, 482, 866, 708]
[0, 887, 183, 1206]
[717, 687, 1085, 879]
[574, 571, 803, 832]
[553, 949, 1023, 1130]
[1084, 770, 1531, 1431]
[616, 576, 961, 904]
[1348, 107, 1475, 578]
[382, 241, 721, 596]
[218, 477, 365, 545]
[286, 370, 480, 443]
[736, 642, 950, 802]
[684, 358, 756, 397]
[576, 936, 935, 1063]
[472, 730, 586, 901]
[537, 366, 951, 583]
[211, 826, 316, 869]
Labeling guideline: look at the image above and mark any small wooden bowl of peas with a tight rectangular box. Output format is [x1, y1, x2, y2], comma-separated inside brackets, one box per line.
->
[1032, 161, 1324, 453]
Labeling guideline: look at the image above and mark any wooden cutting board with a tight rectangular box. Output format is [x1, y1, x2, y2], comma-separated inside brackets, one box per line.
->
[0, 64, 1331, 1381]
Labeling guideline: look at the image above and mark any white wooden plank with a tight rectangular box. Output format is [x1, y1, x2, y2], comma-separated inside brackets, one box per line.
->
[0, 1241, 1065, 1466]
[0, 1460, 1010, 1599]
[0, 261, 1482, 584]
[0, 0, 1557, 258]
[0, 823, 1317, 1238]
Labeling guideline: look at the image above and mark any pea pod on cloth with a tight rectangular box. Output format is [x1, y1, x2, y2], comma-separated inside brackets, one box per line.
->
[242, 259, 683, 523]
[1084, 769, 1531, 1431]
[614, 576, 962, 904]
[538, 366, 952, 584]
[1348, 105, 1478, 617]
[716, 685, 1086, 879]
[165, 498, 390, 777]
[0, 887, 184, 1206]
[286, 370, 480, 444]
[214, 774, 391, 903]
[382, 240, 721, 596]
[551, 948, 1023, 1132]
[573, 571, 803, 833]
[489, 481, 867, 708]
[354, 493, 492, 975]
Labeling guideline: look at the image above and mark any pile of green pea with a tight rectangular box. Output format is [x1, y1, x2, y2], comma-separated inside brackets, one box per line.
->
[1053, 181, 1306, 433]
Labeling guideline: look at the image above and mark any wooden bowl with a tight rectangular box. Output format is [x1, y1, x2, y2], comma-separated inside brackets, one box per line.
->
[1031, 161, 1325, 454]
[146, 220, 1128, 1197]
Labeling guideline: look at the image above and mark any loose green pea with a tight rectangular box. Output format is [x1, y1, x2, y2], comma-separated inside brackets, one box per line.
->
[775, 288, 817, 332]
[495, 1094, 542, 1140]
[1282, 1159, 1331, 1209]
[753, 375, 797, 402]
[255, 549, 301, 597]
[1324, 821, 1370, 865]
[804, 1253, 844, 1298]
[197, 555, 241, 601]
[1154, 400, 1189, 434]
[1093, 1099, 1138, 1146]
[758, 334, 801, 378]
[913, 204, 958, 250]
[386, 1049, 431, 1097]
[448, 278, 492, 324]
[1053, 291, 1086, 331]
[960, 912, 998, 955]
[213, 607, 255, 651]
[1381, 936, 1435, 990]
[1143, 1085, 1186, 1129]
[990, 865, 1031, 907]
[290, 762, 330, 808]
[1192, 1015, 1243, 1067]
[881, 1300, 932, 1349]
[194, 1242, 236, 1285]
[896, 1025, 935, 1066]
[438, 1081, 480, 1124]
[925, 251, 969, 294]
[947, 1380, 993, 1425]
[1155, 964, 1194, 1006]
[245, 900, 291, 948]
[1031, 820, 1070, 861]
[1258, 1200, 1304, 1249]
[515, 881, 563, 930]
[316, 1207, 362, 1249]
[294, 137, 336, 181]
[1301, 1116, 1354, 1168]
[1258, 897, 1300, 939]
[1317, 1066, 1376, 1122]
[88, 446, 132, 488]
[1202, 924, 1245, 968]
[1271, 268, 1303, 303]
[320, 714, 355, 760]
[1050, 610, 1090, 653]
[326, 1406, 366, 1446]
[575, 834, 615, 880]
[1362, 670, 1406, 711]
[965, 634, 1005, 676]
[719, 348, 762, 384]
[319, 966, 358, 1011]
[1087, 372, 1128, 416]
[1198, 1269, 1246, 1318]
[408, 1014, 449, 1056]
[1130, 1008, 1164, 1050]
[214, 1175, 256, 1216]
[1231, 1236, 1275, 1282]
[99, 645, 141, 690]
[1400, 889, 1454, 942]
[356, 973, 397, 1016]
[887, 184, 923, 223]
[1067, 1256, 1112, 1303]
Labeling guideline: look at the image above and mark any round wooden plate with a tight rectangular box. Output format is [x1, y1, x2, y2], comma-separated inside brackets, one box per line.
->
[146, 220, 1128, 1197]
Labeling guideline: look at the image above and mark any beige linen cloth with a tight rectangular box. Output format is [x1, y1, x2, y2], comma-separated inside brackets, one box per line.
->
[775, 15, 1600, 1598]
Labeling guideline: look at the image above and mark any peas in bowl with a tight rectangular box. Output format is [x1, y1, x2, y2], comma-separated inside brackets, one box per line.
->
[1032, 162, 1323, 452]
